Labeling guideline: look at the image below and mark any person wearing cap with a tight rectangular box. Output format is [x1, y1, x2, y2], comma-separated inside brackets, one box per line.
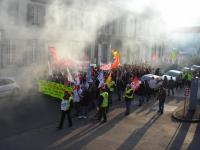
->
[124, 83, 134, 116]
[57, 92, 73, 129]
[97, 85, 109, 123]
[157, 85, 166, 114]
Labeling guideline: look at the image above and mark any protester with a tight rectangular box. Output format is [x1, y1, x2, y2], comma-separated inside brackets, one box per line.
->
[162, 76, 168, 89]
[157, 85, 166, 114]
[155, 68, 161, 76]
[73, 85, 82, 117]
[116, 77, 124, 101]
[144, 80, 151, 101]
[137, 81, 145, 106]
[88, 81, 97, 110]
[124, 84, 134, 116]
[167, 77, 174, 96]
[149, 77, 156, 97]
[79, 86, 89, 119]
[98, 85, 109, 123]
[57, 92, 73, 129]
[107, 78, 116, 105]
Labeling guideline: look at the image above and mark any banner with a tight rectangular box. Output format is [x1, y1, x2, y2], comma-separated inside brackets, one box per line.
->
[37, 80, 73, 100]
[100, 64, 111, 71]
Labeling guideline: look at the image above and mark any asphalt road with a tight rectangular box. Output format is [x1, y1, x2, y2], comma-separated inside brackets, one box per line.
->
[0, 87, 199, 150]
[0, 91, 60, 140]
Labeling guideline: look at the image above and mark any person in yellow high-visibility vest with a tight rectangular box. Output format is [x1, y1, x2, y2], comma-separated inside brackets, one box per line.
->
[187, 72, 192, 87]
[124, 84, 134, 116]
[57, 92, 73, 129]
[98, 86, 109, 123]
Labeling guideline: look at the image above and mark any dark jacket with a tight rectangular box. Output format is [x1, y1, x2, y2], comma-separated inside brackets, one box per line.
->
[144, 80, 151, 95]
[168, 79, 174, 89]
[80, 89, 90, 106]
[88, 83, 97, 100]
[116, 79, 124, 91]
[137, 83, 145, 96]
[157, 88, 166, 102]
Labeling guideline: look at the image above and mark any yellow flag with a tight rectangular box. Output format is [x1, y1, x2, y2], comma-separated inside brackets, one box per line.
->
[106, 73, 111, 86]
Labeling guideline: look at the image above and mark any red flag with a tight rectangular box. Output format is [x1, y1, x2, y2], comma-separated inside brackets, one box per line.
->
[48, 46, 59, 62]
[131, 77, 140, 91]
[111, 50, 120, 69]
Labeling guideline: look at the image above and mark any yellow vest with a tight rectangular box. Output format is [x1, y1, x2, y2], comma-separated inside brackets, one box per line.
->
[108, 81, 115, 92]
[125, 88, 133, 99]
[67, 96, 73, 110]
[100, 92, 108, 108]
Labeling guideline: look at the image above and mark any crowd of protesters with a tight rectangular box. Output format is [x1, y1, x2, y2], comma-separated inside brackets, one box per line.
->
[40, 64, 199, 129]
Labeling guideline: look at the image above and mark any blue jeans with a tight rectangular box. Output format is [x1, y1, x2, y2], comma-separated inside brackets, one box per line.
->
[125, 100, 131, 115]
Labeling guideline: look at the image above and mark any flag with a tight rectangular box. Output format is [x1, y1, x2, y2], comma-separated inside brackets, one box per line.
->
[48, 46, 59, 62]
[97, 71, 104, 82]
[87, 63, 91, 82]
[75, 74, 80, 85]
[97, 71, 104, 88]
[131, 77, 140, 91]
[47, 61, 53, 76]
[105, 73, 111, 86]
[67, 67, 74, 83]
[111, 50, 120, 69]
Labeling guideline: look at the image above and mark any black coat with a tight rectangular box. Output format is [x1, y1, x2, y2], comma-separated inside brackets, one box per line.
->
[80, 89, 90, 106]
[137, 83, 145, 96]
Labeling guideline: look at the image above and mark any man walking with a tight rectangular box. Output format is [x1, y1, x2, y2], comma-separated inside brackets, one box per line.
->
[124, 84, 134, 116]
[57, 92, 73, 129]
[157, 85, 166, 114]
[167, 77, 174, 96]
[116, 77, 124, 101]
[98, 86, 109, 123]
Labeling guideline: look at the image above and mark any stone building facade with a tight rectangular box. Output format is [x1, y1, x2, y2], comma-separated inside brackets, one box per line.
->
[0, 0, 166, 69]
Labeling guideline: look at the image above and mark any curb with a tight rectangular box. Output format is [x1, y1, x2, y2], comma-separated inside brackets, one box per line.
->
[172, 107, 200, 123]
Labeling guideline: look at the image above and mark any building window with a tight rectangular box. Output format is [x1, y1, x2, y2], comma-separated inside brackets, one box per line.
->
[27, 3, 45, 26]
[0, 30, 5, 41]
[8, 40, 16, 64]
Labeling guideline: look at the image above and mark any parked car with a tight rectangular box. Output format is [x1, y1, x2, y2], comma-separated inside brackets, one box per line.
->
[0, 77, 20, 97]
[182, 66, 193, 72]
[140, 74, 161, 82]
[191, 65, 200, 72]
[161, 70, 183, 81]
